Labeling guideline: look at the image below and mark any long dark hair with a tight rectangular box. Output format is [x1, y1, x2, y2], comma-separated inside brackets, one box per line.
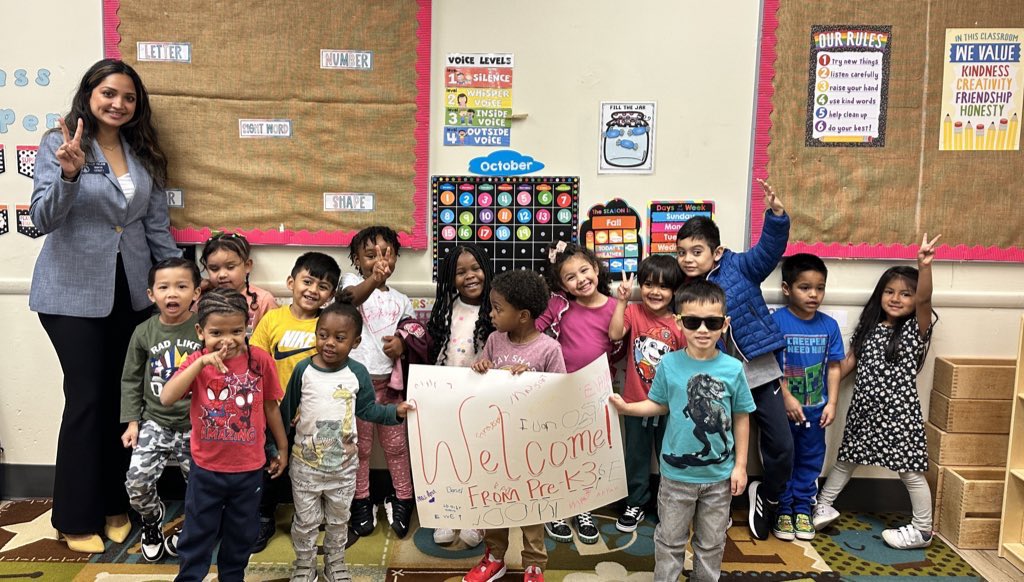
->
[196, 288, 261, 377]
[850, 266, 937, 370]
[428, 245, 495, 365]
[201, 232, 258, 312]
[58, 59, 168, 187]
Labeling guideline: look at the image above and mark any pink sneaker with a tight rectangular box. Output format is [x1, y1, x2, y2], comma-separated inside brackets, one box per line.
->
[523, 565, 544, 582]
[463, 550, 507, 582]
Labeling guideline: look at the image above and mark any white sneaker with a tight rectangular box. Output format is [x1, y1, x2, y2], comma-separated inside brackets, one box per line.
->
[433, 528, 456, 544]
[459, 528, 484, 547]
[882, 524, 932, 549]
[811, 503, 840, 531]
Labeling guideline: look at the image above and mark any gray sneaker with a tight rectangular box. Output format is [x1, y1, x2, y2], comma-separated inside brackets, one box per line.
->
[289, 557, 318, 582]
[323, 554, 353, 582]
[882, 524, 932, 549]
[811, 503, 840, 531]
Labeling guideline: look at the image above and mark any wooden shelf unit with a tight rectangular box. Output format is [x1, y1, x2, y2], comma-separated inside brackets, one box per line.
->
[998, 315, 1024, 573]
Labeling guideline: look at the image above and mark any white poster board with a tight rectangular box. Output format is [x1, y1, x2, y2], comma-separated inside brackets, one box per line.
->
[406, 356, 627, 529]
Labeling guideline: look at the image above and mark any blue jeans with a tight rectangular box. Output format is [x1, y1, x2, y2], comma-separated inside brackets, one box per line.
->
[654, 476, 732, 582]
[175, 464, 262, 582]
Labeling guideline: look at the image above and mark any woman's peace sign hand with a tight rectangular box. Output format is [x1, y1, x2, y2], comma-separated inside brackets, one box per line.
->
[56, 117, 86, 180]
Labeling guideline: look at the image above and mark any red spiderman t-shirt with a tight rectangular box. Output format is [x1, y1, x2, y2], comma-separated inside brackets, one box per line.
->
[177, 346, 282, 473]
[622, 303, 686, 403]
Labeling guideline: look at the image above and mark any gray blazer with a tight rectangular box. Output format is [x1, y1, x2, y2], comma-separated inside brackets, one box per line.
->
[29, 130, 182, 317]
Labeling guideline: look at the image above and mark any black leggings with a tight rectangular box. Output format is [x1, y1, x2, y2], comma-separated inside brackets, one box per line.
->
[39, 257, 149, 534]
[750, 380, 795, 503]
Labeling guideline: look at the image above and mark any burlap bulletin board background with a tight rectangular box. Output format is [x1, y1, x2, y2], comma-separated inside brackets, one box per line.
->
[751, 0, 1024, 261]
[103, 0, 430, 247]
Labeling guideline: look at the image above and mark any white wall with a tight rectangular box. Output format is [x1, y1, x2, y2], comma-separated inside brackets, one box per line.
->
[2, 1, 1022, 485]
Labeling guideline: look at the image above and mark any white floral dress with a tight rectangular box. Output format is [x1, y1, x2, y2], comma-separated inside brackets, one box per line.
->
[837, 320, 933, 473]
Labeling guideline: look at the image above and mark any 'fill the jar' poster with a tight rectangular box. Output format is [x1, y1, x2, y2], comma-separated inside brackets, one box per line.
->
[443, 53, 513, 147]
[939, 29, 1024, 151]
[599, 102, 656, 173]
[805, 25, 891, 147]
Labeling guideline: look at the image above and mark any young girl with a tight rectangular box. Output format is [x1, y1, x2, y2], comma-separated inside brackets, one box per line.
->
[340, 226, 417, 539]
[813, 234, 942, 550]
[200, 232, 277, 336]
[397, 244, 495, 548]
[161, 288, 288, 580]
[608, 254, 686, 533]
[535, 241, 618, 545]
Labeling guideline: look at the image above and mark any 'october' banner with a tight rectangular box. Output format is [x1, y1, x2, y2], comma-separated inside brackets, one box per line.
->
[406, 357, 627, 529]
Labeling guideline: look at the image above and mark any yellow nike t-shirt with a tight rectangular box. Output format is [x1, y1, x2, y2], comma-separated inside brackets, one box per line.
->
[250, 305, 318, 394]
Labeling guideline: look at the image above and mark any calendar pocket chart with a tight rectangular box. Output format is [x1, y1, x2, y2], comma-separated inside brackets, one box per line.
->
[431, 176, 579, 281]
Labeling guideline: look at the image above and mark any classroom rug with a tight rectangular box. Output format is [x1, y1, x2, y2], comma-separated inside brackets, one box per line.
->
[0, 499, 985, 581]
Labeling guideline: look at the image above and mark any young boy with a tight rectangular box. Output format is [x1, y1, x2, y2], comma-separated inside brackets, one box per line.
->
[771, 254, 844, 541]
[120, 258, 203, 561]
[675, 178, 791, 540]
[280, 302, 412, 582]
[610, 280, 754, 582]
[249, 251, 341, 551]
[466, 269, 565, 582]
[340, 226, 417, 538]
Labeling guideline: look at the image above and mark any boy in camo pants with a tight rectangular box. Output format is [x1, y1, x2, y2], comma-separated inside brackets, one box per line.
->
[120, 258, 203, 561]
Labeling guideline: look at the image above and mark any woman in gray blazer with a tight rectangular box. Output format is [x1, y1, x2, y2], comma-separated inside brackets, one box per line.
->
[29, 59, 181, 553]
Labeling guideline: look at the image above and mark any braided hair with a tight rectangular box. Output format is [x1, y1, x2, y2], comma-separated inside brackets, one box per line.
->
[545, 241, 611, 299]
[348, 226, 401, 271]
[200, 232, 258, 313]
[428, 245, 495, 365]
[196, 288, 261, 377]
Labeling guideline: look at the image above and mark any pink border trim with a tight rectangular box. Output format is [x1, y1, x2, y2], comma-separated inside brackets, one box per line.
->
[751, 0, 1022, 262]
[103, 0, 431, 248]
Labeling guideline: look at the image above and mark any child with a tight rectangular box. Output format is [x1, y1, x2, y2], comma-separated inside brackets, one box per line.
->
[610, 280, 754, 582]
[675, 178, 791, 540]
[160, 289, 289, 581]
[200, 232, 276, 336]
[607, 254, 686, 533]
[813, 234, 942, 550]
[340, 226, 417, 538]
[398, 244, 496, 548]
[280, 301, 413, 582]
[770, 254, 845, 542]
[465, 269, 565, 582]
[120, 258, 203, 561]
[249, 251, 341, 551]
[535, 241, 618, 544]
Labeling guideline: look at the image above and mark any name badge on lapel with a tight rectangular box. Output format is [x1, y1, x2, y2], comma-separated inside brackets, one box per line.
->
[82, 162, 109, 175]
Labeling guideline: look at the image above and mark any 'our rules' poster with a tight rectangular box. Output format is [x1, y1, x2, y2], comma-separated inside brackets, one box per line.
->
[806, 25, 891, 147]
[443, 53, 513, 147]
[939, 29, 1024, 151]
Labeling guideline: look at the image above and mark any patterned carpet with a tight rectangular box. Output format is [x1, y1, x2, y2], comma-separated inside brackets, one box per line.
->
[0, 499, 984, 581]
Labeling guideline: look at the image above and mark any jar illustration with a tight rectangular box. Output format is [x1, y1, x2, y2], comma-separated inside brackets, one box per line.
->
[602, 111, 650, 168]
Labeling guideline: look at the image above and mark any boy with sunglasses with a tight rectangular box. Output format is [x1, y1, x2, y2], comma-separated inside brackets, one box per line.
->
[610, 280, 754, 582]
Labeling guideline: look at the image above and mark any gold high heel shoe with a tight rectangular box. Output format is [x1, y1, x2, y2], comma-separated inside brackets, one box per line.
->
[104, 514, 132, 544]
[60, 532, 105, 553]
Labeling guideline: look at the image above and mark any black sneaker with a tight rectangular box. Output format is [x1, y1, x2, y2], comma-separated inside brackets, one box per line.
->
[251, 515, 276, 553]
[574, 512, 599, 544]
[544, 519, 572, 543]
[616, 505, 645, 533]
[384, 495, 415, 538]
[140, 519, 166, 561]
[747, 481, 775, 541]
[351, 498, 377, 537]
[163, 526, 180, 557]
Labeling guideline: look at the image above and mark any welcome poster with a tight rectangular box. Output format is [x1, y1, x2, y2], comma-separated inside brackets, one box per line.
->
[940, 29, 1024, 151]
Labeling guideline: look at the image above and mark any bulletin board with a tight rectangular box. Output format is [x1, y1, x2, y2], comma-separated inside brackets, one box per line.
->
[103, 0, 431, 247]
[752, 0, 1024, 261]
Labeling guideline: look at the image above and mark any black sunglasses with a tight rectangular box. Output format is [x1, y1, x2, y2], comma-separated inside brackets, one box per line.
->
[679, 316, 726, 331]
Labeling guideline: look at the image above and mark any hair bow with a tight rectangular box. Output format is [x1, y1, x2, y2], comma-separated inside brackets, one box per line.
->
[548, 240, 568, 263]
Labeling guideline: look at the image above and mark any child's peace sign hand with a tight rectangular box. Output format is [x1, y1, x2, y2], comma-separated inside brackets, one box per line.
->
[917, 233, 941, 267]
[757, 178, 785, 216]
[56, 117, 85, 180]
[371, 245, 392, 283]
[616, 272, 634, 303]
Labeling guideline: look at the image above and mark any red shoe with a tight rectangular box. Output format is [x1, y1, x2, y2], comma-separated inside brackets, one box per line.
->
[463, 550, 507, 582]
[523, 565, 544, 582]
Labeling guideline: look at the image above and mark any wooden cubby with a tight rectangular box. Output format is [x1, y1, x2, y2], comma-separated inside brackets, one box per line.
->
[997, 315, 1024, 573]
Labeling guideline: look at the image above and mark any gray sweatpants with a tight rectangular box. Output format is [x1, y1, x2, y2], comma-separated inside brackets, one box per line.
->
[654, 476, 732, 582]
[125, 420, 191, 521]
[290, 458, 357, 561]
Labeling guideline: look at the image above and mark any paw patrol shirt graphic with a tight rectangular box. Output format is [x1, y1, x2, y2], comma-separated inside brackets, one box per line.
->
[621, 303, 686, 403]
[180, 347, 283, 473]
